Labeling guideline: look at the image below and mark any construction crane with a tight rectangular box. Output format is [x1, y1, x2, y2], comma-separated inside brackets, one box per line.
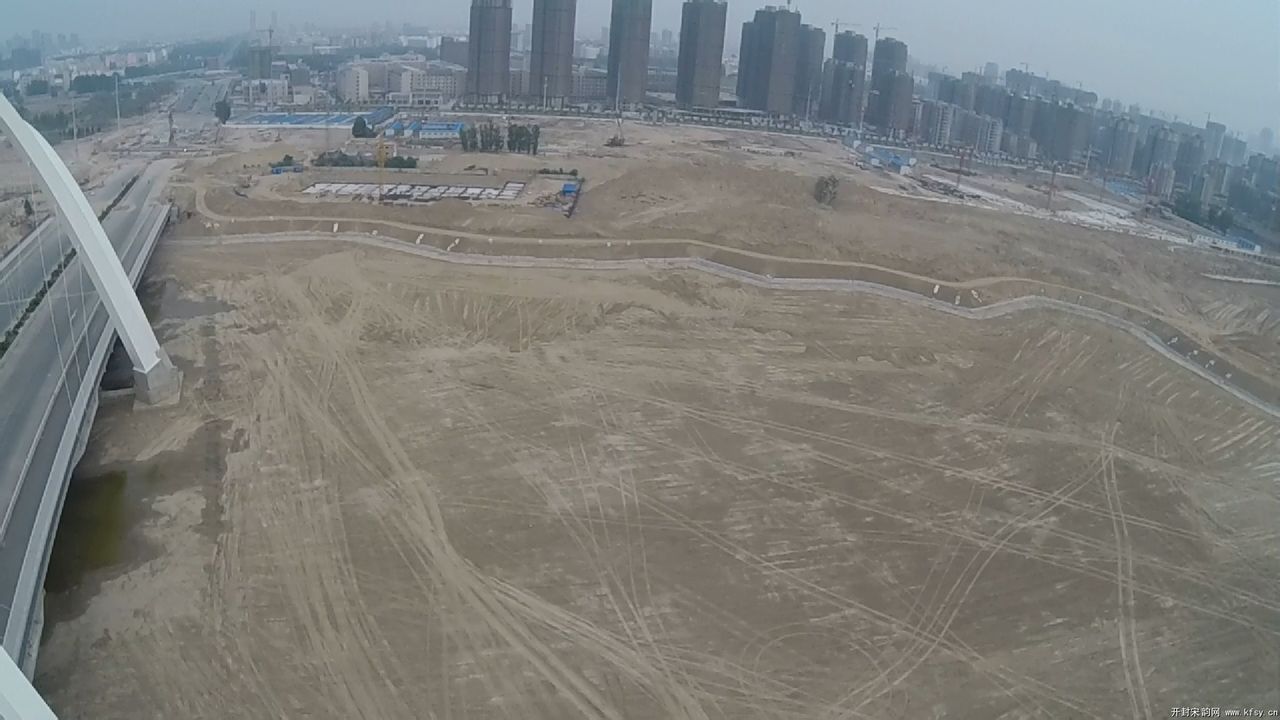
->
[831, 19, 860, 34]
[872, 23, 897, 42]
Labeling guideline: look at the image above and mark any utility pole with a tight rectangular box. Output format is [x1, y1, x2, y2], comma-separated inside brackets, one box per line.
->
[70, 96, 79, 164]
[1047, 162, 1058, 212]
[376, 137, 387, 204]
[613, 34, 622, 114]
[955, 147, 969, 190]
[114, 73, 122, 134]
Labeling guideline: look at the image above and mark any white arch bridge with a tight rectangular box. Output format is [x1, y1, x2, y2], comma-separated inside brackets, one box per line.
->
[0, 94, 180, 717]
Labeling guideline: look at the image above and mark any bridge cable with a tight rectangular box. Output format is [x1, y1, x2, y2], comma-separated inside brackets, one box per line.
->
[29, 159, 77, 412]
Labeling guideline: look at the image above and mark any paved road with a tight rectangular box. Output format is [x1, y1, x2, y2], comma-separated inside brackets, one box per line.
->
[0, 161, 170, 658]
[0, 163, 145, 335]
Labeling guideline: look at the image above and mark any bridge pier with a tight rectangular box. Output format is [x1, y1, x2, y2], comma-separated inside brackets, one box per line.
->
[133, 348, 182, 406]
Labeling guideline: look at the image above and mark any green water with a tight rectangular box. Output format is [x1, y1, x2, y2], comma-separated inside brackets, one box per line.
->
[44, 470, 131, 594]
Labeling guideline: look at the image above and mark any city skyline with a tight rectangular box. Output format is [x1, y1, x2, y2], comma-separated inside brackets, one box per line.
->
[7, 0, 1279, 134]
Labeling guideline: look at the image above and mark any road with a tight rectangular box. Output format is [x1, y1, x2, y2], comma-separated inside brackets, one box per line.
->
[0, 163, 145, 336]
[0, 160, 170, 661]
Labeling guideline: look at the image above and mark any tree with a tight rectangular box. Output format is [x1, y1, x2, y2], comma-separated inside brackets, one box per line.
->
[531, 125, 540, 156]
[814, 175, 839, 205]
[214, 99, 231, 124]
[1207, 206, 1234, 234]
[22, 198, 33, 218]
[350, 114, 373, 137]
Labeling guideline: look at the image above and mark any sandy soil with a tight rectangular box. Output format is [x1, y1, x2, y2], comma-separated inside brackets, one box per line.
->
[36, 236, 1279, 719]
[173, 119, 1279, 393]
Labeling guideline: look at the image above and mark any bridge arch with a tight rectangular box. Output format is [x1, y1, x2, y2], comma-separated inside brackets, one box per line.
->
[0, 94, 178, 403]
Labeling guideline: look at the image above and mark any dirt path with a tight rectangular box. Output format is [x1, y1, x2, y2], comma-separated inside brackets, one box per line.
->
[173, 230, 1280, 420]
[189, 183, 1280, 394]
[36, 238, 1280, 718]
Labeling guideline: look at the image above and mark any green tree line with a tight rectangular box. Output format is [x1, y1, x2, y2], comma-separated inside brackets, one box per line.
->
[458, 122, 540, 154]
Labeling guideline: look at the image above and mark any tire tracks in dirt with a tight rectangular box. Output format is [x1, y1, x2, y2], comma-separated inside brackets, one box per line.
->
[174, 227, 1280, 420]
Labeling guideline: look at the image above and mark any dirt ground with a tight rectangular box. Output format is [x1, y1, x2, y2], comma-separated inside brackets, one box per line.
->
[170, 118, 1280, 392]
[36, 235, 1279, 719]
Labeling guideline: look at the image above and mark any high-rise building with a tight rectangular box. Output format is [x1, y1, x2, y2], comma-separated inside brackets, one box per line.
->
[1049, 103, 1091, 163]
[736, 6, 802, 115]
[249, 46, 274, 80]
[975, 84, 1010, 120]
[736, 21, 755, 102]
[866, 37, 908, 130]
[607, 0, 653, 105]
[1259, 127, 1275, 155]
[793, 24, 825, 117]
[336, 66, 370, 103]
[1174, 133, 1206, 188]
[1136, 126, 1179, 179]
[529, 0, 576, 104]
[1150, 163, 1176, 199]
[440, 36, 469, 67]
[820, 60, 860, 125]
[820, 31, 867, 126]
[953, 78, 977, 111]
[661, 28, 674, 46]
[1107, 117, 1139, 176]
[466, 0, 513, 103]
[1250, 154, 1279, 192]
[977, 115, 1003, 154]
[1204, 120, 1227, 160]
[832, 31, 865, 65]
[919, 100, 955, 146]
[676, 0, 727, 109]
[1221, 135, 1248, 167]
[887, 71, 915, 134]
[952, 108, 979, 146]
[983, 61, 999, 83]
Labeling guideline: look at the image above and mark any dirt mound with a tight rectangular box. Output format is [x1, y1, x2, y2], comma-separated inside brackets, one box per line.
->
[579, 159, 826, 242]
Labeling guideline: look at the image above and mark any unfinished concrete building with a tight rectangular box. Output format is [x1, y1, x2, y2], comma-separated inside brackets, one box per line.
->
[466, 0, 513, 103]
[675, 0, 727, 109]
[607, 0, 653, 105]
[529, 0, 576, 105]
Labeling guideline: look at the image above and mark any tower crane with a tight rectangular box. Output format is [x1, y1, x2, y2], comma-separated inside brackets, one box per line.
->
[872, 23, 897, 42]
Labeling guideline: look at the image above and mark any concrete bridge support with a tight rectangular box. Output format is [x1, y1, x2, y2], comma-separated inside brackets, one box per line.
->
[0, 94, 179, 404]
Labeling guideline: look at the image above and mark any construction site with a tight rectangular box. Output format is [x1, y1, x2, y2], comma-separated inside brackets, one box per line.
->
[33, 113, 1280, 718]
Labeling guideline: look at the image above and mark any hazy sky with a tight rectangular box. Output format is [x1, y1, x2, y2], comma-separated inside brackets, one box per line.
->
[10, 0, 1279, 134]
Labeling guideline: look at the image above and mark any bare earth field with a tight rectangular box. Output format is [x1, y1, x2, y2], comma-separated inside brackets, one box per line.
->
[171, 118, 1280, 392]
[37, 235, 1279, 718]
